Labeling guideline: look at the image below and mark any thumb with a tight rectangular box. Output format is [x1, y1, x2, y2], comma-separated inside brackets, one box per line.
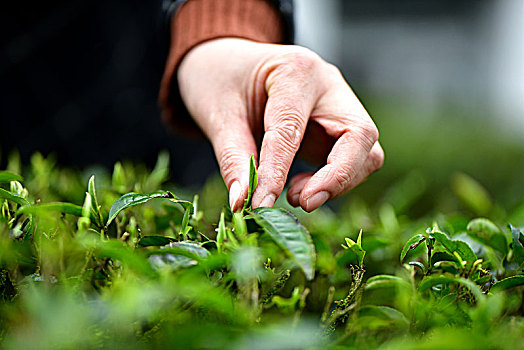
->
[210, 119, 258, 212]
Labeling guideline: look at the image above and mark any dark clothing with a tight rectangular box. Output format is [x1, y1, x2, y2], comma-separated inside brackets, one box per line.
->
[0, 0, 295, 185]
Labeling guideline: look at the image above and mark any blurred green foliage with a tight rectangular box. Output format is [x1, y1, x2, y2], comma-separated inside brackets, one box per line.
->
[0, 111, 523, 349]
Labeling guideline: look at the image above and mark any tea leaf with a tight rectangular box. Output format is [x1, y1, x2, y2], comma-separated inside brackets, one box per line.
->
[409, 261, 426, 273]
[343, 230, 366, 267]
[418, 274, 485, 302]
[146, 242, 209, 259]
[0, 171, 23, 183]
[148, 241, 210, 270]
[112, 162, 127, 193]
[250, 207, 315, 280]
[18, 202, 87, 218]
[216, 212, 226, 253]
[467, 218, 501, 235]
[144, 151, 170, 192]
[491, 276, 524, 293]
[510, 225, 524, 269]
[431, 251, 458, 266]
[451, 172, 492, 215]
[138, 235, 177, 247]
[467, 218, 507, 255]
[430, 231, 477, 262]
[106, 190, 177, 227]
[0, 188, 30, 207]
[93, 240, 155, 276]
[242, 155, 258, 212]
[180, 204, 192, 239]
[358, 305, 409, 327]
[78, 192, 92, 230]
[232, 212, 247, 240]
[400, 234, 426, 263]
[365, 275, 411, 290]
[88, 175, 103, 227]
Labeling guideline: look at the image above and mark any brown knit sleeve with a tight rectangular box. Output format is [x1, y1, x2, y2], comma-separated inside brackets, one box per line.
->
[158, 0, 286, 133]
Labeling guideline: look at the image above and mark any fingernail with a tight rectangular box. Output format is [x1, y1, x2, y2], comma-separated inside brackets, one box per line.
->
[305, 191, 329, 212]
[229, 181, 241, 211]
[259, 194, 276, 208]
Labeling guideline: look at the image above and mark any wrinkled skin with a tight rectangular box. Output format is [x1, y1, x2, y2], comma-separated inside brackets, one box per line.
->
[178, 38, 384, 212]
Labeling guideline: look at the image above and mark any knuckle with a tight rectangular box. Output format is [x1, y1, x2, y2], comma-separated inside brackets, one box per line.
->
[353, 121, 379, 151]
[265, 127, 299, 154]
[288, 47, 319, 64]
[270, 104, 304, 125]
[270, 164, 288, 186]
[266, 113, 304, 150]
[333, 168, 352, 190]
[325, 62, 343, 77]
[277, 48, 321, 76]
[362, 121, 380, 143]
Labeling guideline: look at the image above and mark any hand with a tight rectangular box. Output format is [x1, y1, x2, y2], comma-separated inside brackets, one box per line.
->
[177, 38, 384, 212]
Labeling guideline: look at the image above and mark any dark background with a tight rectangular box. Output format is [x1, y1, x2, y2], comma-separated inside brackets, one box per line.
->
[2, 0, 523, 205]
[1, 0, 214, 185]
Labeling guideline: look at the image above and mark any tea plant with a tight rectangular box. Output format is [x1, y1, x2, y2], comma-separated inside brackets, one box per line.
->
[0, 152, 523, 349]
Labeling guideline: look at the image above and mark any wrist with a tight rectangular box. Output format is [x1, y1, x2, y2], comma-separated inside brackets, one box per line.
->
[159, 0, 286, 121]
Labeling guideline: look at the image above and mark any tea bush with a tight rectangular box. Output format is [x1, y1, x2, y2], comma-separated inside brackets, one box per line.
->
[0, 150, 523, 349]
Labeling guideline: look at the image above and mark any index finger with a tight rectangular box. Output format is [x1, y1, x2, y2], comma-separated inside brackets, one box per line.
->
[251, 51, 321, 208]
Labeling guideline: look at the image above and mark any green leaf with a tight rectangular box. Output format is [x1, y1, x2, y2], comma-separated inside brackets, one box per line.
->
[81, 192, 92, 219]
[170, 241, 210, 258]
[358, 305, 409, 327]
[474, 274, 492, 285]
[467, 218, 501, 235]
[149, 254, 195, 270]
[400, 234, 426, 263]
[0, 188, 30, 207]
[77, 192, 93, 231]
[91, 240, 155, 276]
[491, 276, 524, 293]
[365, 275, 411, 290]
[216, 212, 226, 253]
[23, 215, 35, 241]
[418, 274, 485, 302]
[180, 203, 192, 238]
[18, 202, 87, 218]
[148, 242, 210, 270]
[138, 235, 177, 247]
[451, 172, 492, 215]
[431, 251, 458, 266]
[242, 155, 258, 212]
[106, 190, 177, 227]
[510, 225, 524, 269]
[88, 175, 103, 227]
[0, 171, 23, 183]
[144, 151, 170, 192]
[430, 231, 477, 262]
[232, 212, 247, 240]
[250, 207, 316, 280]
[112, 162, 127, 193]
[409, 261, 426, 273]
[467, 218, 507, 255]
[146, 242, 209, 259]
[343, 230, 366, 267]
